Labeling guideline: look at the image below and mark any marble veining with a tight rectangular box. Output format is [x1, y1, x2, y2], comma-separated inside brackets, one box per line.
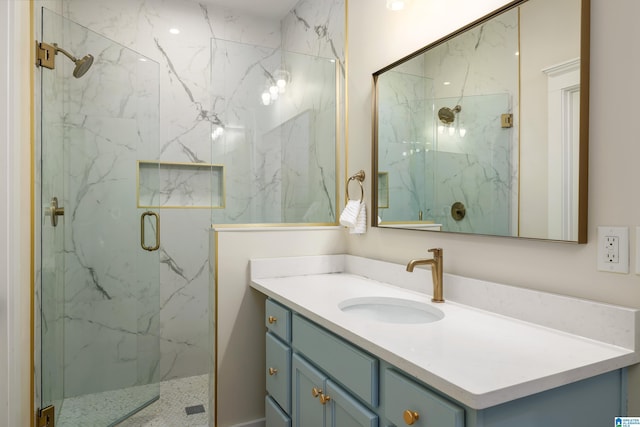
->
[377, 9, 518, 234]
[34, 0, 345, 420]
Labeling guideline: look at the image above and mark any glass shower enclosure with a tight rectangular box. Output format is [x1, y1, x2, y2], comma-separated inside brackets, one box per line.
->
[37, 8, 161, 426]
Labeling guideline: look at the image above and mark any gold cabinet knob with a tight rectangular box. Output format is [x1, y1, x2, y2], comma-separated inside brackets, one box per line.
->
[312, 387, 322, 398]
[268, 316, 277, 324]
[319, 394, 331, 405]
[403, 410, 420, 425]
[268, 367, 278, 376]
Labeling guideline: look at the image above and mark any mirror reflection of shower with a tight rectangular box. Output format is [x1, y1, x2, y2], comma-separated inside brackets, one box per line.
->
[437, 104, 466, 137]
[36, 41, 94, 78]
[438, 105, 461, 124]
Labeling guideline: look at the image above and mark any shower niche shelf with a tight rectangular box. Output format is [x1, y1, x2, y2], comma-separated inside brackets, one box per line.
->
[137, 161, 225, 209]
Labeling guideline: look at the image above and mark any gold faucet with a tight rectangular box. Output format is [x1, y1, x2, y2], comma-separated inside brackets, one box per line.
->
[406, 248, 444, 303]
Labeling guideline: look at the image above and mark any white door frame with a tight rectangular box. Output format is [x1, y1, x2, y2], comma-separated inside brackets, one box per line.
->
[1, 0, 32, 426]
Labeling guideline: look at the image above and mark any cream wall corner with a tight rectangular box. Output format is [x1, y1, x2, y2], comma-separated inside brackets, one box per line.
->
[214, 228, 346, 427]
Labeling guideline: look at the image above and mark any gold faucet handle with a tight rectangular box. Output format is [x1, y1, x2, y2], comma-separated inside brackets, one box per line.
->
[428, 247, 442, 255]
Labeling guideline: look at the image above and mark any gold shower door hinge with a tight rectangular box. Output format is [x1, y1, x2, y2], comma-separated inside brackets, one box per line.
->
[501, 113, 513, 128]
[37, 405, 55, 427]
[36, 41, 56, 70]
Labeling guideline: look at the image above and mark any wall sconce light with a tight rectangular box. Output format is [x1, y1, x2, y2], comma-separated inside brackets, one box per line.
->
[261, 67, 291, 106]
[273, 69, 291, 93]
[387, 0, 409, 11]
[269, 84, 279, 100]
[211, 125, 225, 141]
[261, 91, 271, 106]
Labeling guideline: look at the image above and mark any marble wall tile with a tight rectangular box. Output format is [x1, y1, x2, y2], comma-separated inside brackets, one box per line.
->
[377, 70, 433, 223]
[53, 0, 281, 387]
[35, 0, 345, 407]
[377, 9, 518, 235]
[157, 209, 212, 380]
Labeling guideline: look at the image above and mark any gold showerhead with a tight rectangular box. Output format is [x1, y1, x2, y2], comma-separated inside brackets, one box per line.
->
[53, 43, 94, 78]
[438, 105, 461, 124]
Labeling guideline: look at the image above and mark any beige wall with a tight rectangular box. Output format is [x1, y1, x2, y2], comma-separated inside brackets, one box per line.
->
[519, 0, 581, 237]
[215, 228, 346, 426]
[348, 0, 640, 413]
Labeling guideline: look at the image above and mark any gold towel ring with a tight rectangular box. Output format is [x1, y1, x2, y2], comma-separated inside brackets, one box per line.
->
[346, 170, 365, 202]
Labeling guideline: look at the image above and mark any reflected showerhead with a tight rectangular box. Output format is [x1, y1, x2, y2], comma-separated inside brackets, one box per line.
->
[53, 43, 94, 78]
[438, 105, 462, 124]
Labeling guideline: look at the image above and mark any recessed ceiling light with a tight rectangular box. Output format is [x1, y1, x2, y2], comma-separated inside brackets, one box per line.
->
[169, 28, 180, 35]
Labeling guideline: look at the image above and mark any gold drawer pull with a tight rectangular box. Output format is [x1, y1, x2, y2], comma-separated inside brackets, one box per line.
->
[268, 367, 278, 376]
[319, 394, 331, 405]
[268, 316, 277, 324]
[312, 387, 322, 398]
[403, 409, 420, 425]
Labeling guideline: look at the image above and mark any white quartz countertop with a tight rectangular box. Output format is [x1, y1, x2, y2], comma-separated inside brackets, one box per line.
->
[250, 255, 639, 410]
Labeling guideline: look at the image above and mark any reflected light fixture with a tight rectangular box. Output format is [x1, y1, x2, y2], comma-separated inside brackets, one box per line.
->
[269, 84, 279, 100]
[211, 126, 225, 141]
[273, 69, 291, 93]
[169, 28, 180, 35]
[261, 91, 271, 106]
[387, 0, 408, 11]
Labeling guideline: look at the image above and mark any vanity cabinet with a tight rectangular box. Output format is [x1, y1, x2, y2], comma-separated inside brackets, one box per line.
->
[291, 341, 378, 427]
[263, 298, 627, 427]
[265, 300, 378, 427]
[383, 369, 463, 427]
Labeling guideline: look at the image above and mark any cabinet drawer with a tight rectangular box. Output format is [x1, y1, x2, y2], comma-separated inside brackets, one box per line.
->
[266, 395, 291, 427]
[292, 314, 378, 407]
[266, 332, 292, 413]
[383, 369, 463, 427]
[266, 299, 291, 342]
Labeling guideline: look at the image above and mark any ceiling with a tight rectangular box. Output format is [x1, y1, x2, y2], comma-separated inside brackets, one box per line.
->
[198, 0, 301, 19]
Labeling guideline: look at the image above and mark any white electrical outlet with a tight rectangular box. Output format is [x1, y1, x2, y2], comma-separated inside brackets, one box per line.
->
[597, 226, 629, 273]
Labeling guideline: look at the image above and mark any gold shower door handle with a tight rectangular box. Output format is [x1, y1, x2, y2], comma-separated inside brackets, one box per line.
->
[47, 197, 65, 227]
[140, 211, 160, 251]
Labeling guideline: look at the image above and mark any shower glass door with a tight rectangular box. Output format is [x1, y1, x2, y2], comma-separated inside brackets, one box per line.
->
[38, 8, 161, 426]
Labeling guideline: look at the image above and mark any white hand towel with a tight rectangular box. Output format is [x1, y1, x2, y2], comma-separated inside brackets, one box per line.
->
[339, 199, 362, 228]
[349, 203, 367, 234]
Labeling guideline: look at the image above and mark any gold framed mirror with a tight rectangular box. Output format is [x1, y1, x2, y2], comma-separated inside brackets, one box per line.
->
[372, 0, 590, 242]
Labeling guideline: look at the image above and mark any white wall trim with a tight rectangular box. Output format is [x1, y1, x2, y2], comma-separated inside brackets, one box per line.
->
[2, 0, 31, 425]
[543, 58, 581, 241]
[0, 0, 11, 424]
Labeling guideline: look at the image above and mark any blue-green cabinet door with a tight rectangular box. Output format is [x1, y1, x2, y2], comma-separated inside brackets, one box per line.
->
[292, 354, 327, 427]
[325, 379, 378, 427]
[266, 396, 291, 427]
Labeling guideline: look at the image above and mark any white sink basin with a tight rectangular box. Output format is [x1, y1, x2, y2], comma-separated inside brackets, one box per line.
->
[338, 296, 444, 324]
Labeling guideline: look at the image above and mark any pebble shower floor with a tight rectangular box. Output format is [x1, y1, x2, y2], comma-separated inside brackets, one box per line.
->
[57, 374, 210, 426]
